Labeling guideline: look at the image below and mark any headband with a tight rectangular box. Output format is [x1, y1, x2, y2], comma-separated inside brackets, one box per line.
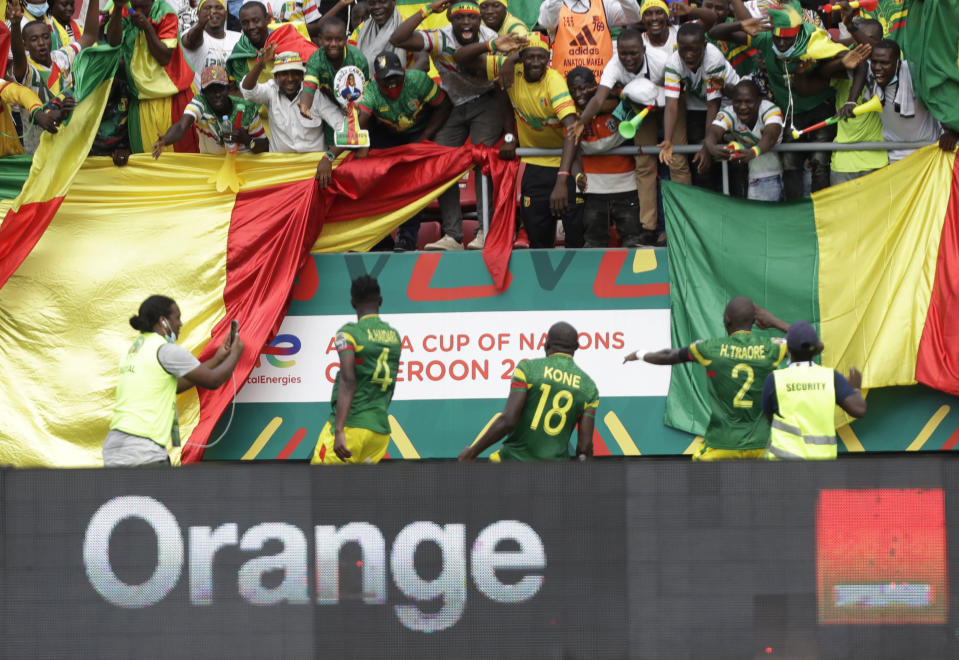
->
[450, 1, 481, 15]
[640, 0, 669, 15]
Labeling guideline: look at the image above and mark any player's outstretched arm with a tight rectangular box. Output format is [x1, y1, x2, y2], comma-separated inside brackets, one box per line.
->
[624, 348, 687, 365]
[459, 389, 527, 461]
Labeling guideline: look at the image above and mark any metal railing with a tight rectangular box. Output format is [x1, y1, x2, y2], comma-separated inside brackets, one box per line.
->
[473, 141, 938, 235]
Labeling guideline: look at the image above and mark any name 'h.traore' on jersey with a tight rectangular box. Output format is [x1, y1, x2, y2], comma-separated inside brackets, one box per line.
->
[329, 314, 402, 435]
[500, 353, 599, 461]
[688, 330, 787, 450]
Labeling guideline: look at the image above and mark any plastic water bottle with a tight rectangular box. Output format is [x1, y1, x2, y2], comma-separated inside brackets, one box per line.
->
[220, 115, 235, 150]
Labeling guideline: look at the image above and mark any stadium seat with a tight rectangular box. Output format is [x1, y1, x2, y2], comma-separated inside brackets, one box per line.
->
[423, 171, 477, 219]
[416, 221, 441, 250]
[463, 219, 479, 244]
[828, 27, 840, 40]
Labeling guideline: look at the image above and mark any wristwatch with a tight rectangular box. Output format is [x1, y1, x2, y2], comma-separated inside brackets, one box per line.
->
[503, 132, 516, 145]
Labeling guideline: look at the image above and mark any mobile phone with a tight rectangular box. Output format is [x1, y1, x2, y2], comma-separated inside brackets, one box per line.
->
[230, 319, 239, 344]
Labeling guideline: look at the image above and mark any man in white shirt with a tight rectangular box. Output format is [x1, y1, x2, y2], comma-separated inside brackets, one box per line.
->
[241, 46, 345, 152]
[391, 0, 500, 251]
[660, 21, 738, 191]
[182, 0, 243, 94]
[867, 38, 941, 164]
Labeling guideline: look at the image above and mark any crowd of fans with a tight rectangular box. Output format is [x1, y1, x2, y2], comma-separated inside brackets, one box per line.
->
[2, 0, 957, 250]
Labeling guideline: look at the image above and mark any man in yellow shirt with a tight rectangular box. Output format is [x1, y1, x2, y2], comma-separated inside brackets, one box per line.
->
[479, 0, 528, 37]
[455, 31, 583, 248]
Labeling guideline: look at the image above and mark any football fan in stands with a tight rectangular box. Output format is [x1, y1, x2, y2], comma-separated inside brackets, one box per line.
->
[536, 0, 641, 79]
[626, 298, 790, 461]
[10, 0, 99, 154]
[459, 321, 598, 462]
[479, 0, 527, 37]
[315, 51, 453, 250]
[456, 31, 583, 249]
[571, 28, 666, 246]
[298, 15, 370, 115]
[863, 38, 942, 164]
[567, 66, 644, 248]
[154, 64, 268, 157]
[106, 0, 198, 154]
[659, 20, 739, 192]
[181, 0, 243, 94]
[704, 79, 784, 200]
[243, 46, 345, 151]
[391, 0, 500, 251]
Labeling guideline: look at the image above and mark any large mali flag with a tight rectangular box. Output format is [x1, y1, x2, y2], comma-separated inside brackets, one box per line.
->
[0, 136, 517, 467]
[662, 146, 959, 436]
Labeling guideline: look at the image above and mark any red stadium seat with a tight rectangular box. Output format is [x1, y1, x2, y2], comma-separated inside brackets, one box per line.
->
[463, 219, 479, 244]
[828, 27, 840, 40]
[416, 221, 441, 250]
[423, 171, 477, 216]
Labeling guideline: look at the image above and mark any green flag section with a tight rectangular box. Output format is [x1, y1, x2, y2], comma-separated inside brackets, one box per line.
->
[899, 0, 959, 132]
[663, 147, 959, 439]
[861, 0, 908, 37]
[661, 181, 820, 436]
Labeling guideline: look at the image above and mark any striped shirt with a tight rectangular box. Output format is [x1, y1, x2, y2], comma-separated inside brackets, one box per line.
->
[664, 42, 739, 111]
[712, 99, 784, 178]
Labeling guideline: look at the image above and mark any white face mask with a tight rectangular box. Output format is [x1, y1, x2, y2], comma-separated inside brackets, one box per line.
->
[772, 41, 798, 58]
[162, 319, 178, 343]
[26, 2, 49, 17]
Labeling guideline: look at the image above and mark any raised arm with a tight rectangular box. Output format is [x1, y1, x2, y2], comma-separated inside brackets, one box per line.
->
[78, 0, 103, 48]
[242, 43, 276, 90]
[390, 0, 447, 50]
[181, 2, 212, 51]
[753, 304, 790, 333]
[709, 17, 765, 45]
[130, 9, 172, 66]
[9, 4, 27, 85]
[179, 335, 245, 390]
[307, 0, 354, 37]
[107, 0, 125, 47]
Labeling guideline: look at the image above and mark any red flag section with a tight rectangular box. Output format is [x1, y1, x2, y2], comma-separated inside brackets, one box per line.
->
[916, 153, 959, 395]
[181, 143, 517, 462]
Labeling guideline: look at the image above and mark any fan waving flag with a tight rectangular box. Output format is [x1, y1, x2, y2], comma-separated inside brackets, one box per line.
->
[0, 43, 121, 289]
[662, 146, 959, 437]
[225, 21, 316, 83]
[0, 144, 517, 467]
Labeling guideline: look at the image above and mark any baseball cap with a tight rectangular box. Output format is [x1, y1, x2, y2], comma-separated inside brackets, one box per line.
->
[273, 51, 305, 74]
[786, 321, 820, 354]
[200, 65, 229, 90]
[373, 51, 405, 80]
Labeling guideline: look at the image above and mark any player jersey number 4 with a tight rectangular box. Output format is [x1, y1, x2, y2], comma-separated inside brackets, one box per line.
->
[329, 314, 402, 435]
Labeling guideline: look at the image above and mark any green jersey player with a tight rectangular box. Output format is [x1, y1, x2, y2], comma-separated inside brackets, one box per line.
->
[459, 322, 599, 462]
[312, 275, 402, 465]
[625, 296, 790, 460]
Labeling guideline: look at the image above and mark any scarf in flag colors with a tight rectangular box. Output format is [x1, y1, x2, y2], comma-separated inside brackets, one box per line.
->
[661, 146, 959, 438]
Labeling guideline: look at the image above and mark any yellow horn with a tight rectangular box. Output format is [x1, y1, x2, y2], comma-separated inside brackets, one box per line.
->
[852, 94, 883, 117]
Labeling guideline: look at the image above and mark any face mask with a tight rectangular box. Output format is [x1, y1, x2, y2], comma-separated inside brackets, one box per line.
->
[772, 41, 797, 58]
[26, 2, 49, 17]
[162, 319, 177, 343]
[382, 85, 402, 100]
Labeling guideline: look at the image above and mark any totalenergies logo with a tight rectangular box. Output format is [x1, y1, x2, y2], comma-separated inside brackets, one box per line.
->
[258, 334, 301, 368]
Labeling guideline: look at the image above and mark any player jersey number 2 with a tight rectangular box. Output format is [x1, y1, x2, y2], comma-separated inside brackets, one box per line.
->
[731, 363, 754, 409]
[371, 347, 393, 391]
[530, 383, 574, 435]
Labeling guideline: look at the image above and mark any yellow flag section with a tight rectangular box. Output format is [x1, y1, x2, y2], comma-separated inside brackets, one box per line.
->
[0, 153, 464, 467]
[812, 146, 955, 390]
